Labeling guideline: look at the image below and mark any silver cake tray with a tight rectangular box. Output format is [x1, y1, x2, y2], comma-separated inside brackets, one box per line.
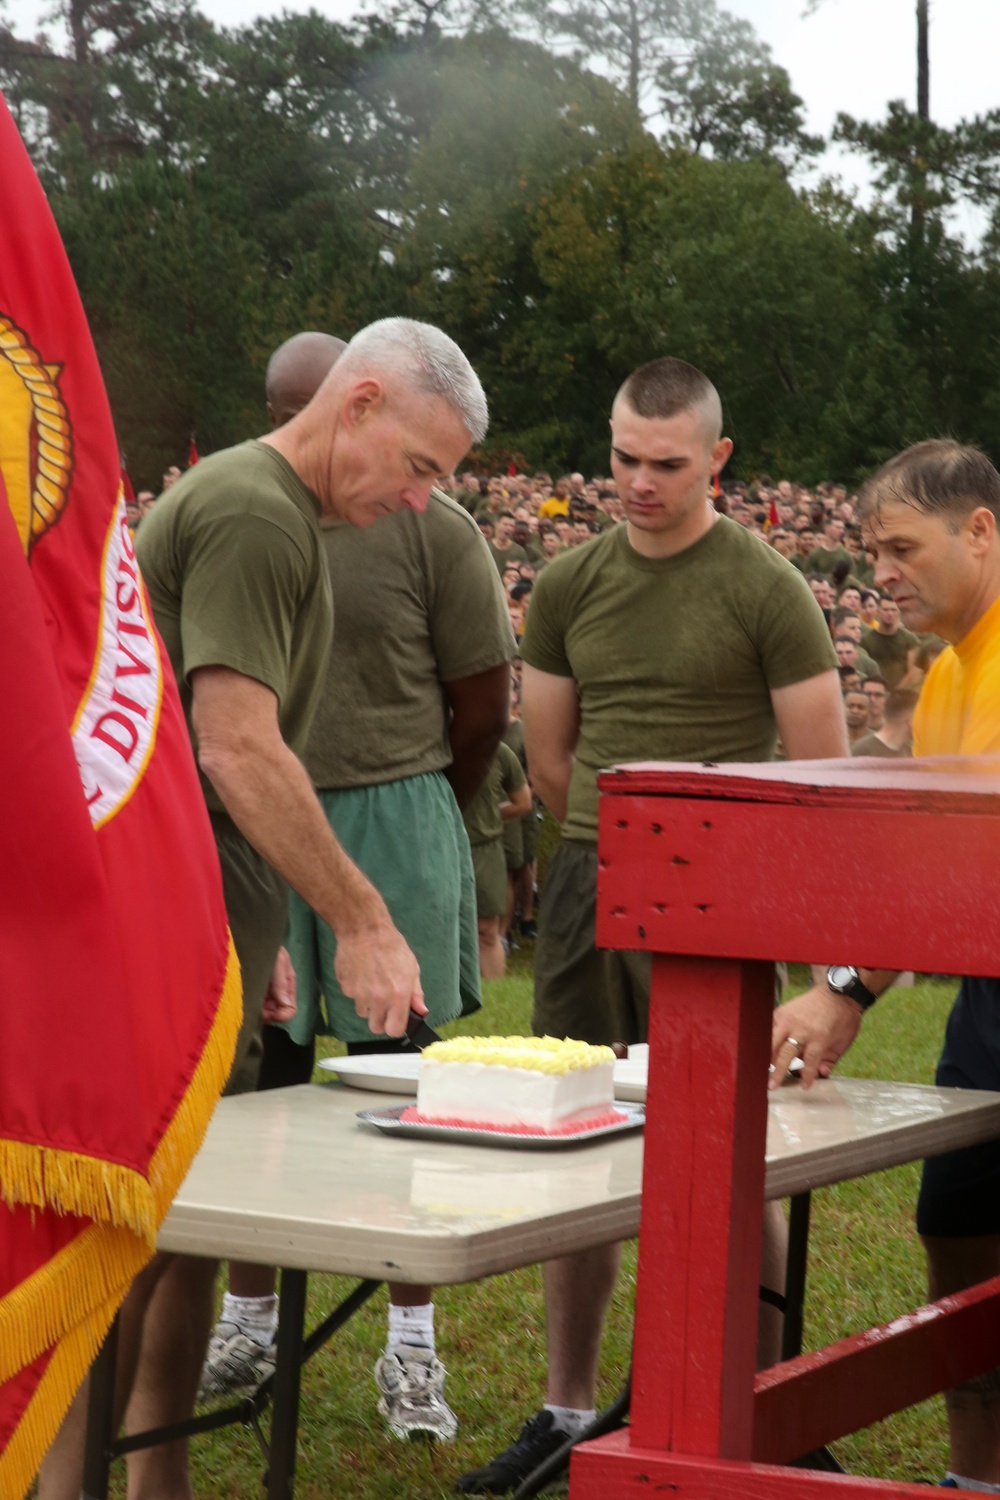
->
[356, 1101, 645, 1150]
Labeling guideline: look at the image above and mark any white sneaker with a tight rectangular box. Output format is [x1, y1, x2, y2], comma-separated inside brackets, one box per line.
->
[373, 1344, 458, 1441]
[197, 1321, 277, 1401]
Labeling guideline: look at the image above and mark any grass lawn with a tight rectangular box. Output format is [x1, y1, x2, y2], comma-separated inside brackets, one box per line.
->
[159, 959, 959, 1497]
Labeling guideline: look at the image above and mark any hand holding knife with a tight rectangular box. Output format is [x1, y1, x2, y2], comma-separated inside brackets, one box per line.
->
[404, 1011, 442, 1052]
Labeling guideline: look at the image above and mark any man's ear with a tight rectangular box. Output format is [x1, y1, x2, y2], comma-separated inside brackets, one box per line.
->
[711, 436, 734, 476]
[966, 506, 997, 558]
[341, 377, 384, 432]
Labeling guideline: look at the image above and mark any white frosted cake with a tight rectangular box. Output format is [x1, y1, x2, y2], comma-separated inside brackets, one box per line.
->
[406, 1035, 619, 1135]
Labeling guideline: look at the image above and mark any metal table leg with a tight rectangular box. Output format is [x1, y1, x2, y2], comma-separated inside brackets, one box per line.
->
[267, 1267, 308, 1500]
[782, 1191, 811, 1362]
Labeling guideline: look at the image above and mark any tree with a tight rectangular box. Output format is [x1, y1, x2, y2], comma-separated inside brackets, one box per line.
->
[0, 0, 218, 182]
[512, 144, 895, 477]
[383, 0, 786, 136]
[657, 13, 822, 173]
[807, 0, 931, 230]
[4, 0, 998, 480]
[388, 28, 642, 464]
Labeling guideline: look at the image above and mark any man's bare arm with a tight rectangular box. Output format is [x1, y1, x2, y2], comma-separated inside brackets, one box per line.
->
[770, 668, 849, 760]
[443, 662, 510, 809]
[192, 665, 425, 1037]
[500, 782, 533, 820]
[520, 664, 580, 824]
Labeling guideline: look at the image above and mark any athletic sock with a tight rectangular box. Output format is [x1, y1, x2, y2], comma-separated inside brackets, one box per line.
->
[219, 1292, 278, 1347]
[544, 1404, 596, 1439]
[386, 1302, 435, 1357]
[944, 1477, 1000, 1494]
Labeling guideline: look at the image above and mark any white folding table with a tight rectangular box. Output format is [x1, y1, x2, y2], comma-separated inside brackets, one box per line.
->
[81, 1076, 1000, 1500]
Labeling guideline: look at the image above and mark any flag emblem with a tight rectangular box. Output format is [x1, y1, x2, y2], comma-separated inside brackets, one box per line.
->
[0, 313, 72, 554]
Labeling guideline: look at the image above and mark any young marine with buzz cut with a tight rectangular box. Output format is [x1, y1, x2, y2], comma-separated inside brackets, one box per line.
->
[457, 357, 846, 1496]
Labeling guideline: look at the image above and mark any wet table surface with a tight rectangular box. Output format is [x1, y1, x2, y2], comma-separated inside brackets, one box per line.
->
[157, 1077, 1000, 1282]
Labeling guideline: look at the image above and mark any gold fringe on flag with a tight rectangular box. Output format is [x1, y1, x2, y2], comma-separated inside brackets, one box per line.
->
[0, 934, 241, 1500]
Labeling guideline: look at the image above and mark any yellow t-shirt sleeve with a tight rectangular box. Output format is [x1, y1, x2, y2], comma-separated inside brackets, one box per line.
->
[914, 646, 1000, 757]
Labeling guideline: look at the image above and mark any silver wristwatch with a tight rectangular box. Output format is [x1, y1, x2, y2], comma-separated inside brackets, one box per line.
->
[826, 965, 878, 1011]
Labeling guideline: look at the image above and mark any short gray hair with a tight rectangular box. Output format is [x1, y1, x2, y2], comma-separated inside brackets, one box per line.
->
[338, 317, 488, 445]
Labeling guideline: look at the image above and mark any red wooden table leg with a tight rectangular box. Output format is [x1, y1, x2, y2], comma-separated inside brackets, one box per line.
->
[629, 953, 774, 1458]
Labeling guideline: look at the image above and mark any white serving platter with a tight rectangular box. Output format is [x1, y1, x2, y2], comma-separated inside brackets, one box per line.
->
[319, 1045, 655, 1101]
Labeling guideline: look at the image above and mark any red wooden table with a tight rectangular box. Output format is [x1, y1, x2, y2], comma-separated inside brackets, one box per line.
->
[572, 758, 1000, 1499]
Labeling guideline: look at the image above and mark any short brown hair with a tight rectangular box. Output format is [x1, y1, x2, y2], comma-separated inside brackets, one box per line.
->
[616, 358, 722, 440]
[885, 687, 920, 722]
[859, 440, 1000, 529]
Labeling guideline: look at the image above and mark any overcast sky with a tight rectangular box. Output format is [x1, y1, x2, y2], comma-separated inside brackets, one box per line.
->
[6, 0, 998, 224]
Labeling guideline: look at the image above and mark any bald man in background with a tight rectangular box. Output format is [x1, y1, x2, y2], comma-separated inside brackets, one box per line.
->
[201, 332, 516, 1442]
[265, 332, 347, 426]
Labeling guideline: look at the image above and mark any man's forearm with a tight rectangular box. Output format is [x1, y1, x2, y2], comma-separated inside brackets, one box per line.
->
[531, 760, 572, 824]
[446, 724, 504, 809]
[200, 736, 389, 938]
[856, 968, 900, 1001]
[443, 663, 511, 809]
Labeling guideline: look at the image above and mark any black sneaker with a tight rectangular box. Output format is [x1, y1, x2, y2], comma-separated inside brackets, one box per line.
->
[456, 1410, 570, 1495]
[518, 919, 538, 940]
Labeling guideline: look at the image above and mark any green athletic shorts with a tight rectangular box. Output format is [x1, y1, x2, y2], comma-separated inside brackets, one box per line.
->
[503, 807, 537, 871]
[471, 838, 508, 919]
[212, 812, 289, 1096]
[532, 839, 650, 1047]
[522, 806, 537, 864]
[502, 816, 524, 872]
[282, 771, 481, 1044]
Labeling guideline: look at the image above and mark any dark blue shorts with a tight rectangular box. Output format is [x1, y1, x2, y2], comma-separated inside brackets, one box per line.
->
[916, 977, 1000, 1238]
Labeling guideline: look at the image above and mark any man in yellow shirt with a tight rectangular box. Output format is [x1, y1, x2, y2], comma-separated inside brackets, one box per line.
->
[771, 439, 1000, 1494]
[537, 476, 572, 519]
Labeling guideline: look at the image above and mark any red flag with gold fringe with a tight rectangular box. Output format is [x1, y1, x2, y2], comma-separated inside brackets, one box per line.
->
[0, 93, 241, 1496]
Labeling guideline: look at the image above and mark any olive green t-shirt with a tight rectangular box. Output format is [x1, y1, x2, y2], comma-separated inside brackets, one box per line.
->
[805, 544, 853, 578]
[502, 716, 526, 769]
[305, 490, 516, 790]
[136, 440, 332, 814]
[489, 540, 528, 575]
[462, 741, 527, 846]
[853, 647, 881, 681]
[521, 518, 838, 842]
[850, 732, 909, 758]
[861, 625, 919, 689]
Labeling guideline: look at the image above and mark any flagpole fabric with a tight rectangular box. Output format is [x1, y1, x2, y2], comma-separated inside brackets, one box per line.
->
[0, 93, 241, 1498]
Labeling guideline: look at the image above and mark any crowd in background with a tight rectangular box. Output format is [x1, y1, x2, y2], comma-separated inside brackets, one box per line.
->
[437, 465, 940, 763]
[130, 459, 940, 770]
[130, 457, 937, 973]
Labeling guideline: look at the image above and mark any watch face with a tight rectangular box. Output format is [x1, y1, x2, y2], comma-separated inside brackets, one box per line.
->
[828, 965, 855, 990]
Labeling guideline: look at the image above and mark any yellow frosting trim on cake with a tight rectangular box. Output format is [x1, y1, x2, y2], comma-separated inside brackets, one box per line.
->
[423, 1035, 614, 1074]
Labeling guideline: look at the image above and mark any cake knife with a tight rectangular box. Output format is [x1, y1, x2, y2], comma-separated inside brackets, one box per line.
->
[404, 1010, 442, 1051]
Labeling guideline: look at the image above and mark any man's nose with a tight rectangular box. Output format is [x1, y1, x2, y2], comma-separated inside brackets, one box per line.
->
[402, 479, 434, 514]
[632, 467, 656, 496]
[873, 555, 898, 588]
